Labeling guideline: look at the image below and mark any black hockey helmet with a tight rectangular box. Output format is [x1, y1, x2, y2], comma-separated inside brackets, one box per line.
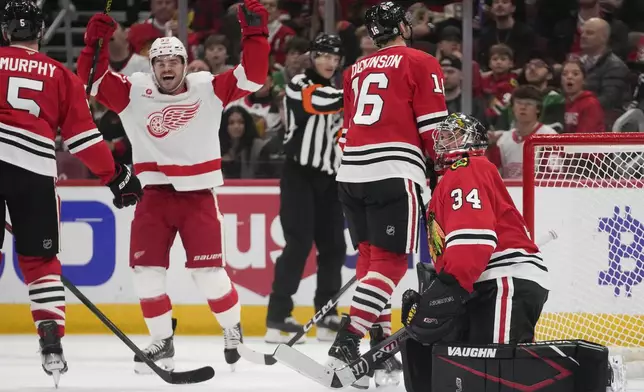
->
[310, 33, 343, 58]
[433, 113, 488, 173]
[364, 1, 411, 47]
[1, 0, 45, 43]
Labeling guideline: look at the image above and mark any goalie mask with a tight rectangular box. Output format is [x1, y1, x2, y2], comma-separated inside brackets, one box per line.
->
[149, 36, 188, 94]
[433, 113, 488, 174]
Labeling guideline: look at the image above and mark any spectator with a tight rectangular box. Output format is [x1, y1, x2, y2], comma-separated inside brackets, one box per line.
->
[561, 59, 606, 133]
[355, 26, 377, 61]
[228, 73, 282, 139]
[487, 86, 558, 179]
[262, 0, 296, 66]
[550, 0, 630, 63]
[426, 26, 483, 97]
[109, 23, 149, 75]
[128, 0, 177, 56]
[203, 34, 234, 75]
[309, 0, 359, 66]
[497, 57, 566, 132]
[477, 0, 538, 69]
[481, 44, 519, 125]
[632, 73, 644, 112]
[98, 111, 132, 166]
[440, 55, 488, 128]
[220, 106, 266, 179]
[187, 59, 211, 73]
[579, 18, 630, 126]
[272, 36, 310, 98]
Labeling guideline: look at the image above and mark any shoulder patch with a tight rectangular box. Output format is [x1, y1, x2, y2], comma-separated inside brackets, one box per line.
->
[450, 157, 470, 170]
[427, 212, 445, 263]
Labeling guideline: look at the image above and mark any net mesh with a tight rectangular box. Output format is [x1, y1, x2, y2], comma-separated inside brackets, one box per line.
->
[528, 142, 644, 356]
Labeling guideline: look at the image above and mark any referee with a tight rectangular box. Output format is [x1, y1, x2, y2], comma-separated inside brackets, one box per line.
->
[265, 34, 346, 344]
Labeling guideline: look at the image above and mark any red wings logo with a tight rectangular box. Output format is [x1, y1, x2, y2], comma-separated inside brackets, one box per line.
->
[146, 100, 202, 138]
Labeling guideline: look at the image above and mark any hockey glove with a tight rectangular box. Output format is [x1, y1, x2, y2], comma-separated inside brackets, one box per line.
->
[84, 14, 117, 47]
[238, 0, 269, 37]
[402, 271, 468, 346]
[107, 163, 143, 209]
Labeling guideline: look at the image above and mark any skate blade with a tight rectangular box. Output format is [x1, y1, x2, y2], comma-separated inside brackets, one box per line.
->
[326, 357, 370, 389]
[264, 329, 307, 344]
[134, 357, 175, 375]
[230, 363, 236, 372]
[52, 370, 61, 388]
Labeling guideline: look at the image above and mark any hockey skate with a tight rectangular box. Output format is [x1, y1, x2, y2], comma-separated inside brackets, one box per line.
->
[608, 355, 626, 392]
[265, 317, 306, 344]
[224, 322, 243, 371]
[134, 318, 176, 375]
[369, 325, 402, 388]
[316, 314, 343, 342]
[38, 320, 68, 388]
[326, 316, 370, 389]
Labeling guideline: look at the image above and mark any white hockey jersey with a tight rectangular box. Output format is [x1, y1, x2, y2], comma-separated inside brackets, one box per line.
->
[494, 123, 558, 179]
[78, 35, 270, 191]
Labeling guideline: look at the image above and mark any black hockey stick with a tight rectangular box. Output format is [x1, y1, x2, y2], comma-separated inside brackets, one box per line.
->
[272, 326, 410, 388]
[238, 275, 358, 365]
[3, 223, 215, 385]
[85, 0, 113, 95]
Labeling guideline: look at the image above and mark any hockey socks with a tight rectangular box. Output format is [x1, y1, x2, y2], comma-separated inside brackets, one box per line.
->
[133, 266, 174, 340]
[19, 256, 66, 338]
[374, 302, 392, 337]
[191, 267, 240, 329]
[347, 245, 407, 337]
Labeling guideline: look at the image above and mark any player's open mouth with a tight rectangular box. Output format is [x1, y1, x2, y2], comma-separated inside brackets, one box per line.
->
[162, 75, 175, 81]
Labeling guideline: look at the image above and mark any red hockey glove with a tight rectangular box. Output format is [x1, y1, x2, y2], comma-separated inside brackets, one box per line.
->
[84, 13, 117, 47]
[107, 163, 143, 209]
[402, 271, 468, 346]
[238, 0, 268, 37]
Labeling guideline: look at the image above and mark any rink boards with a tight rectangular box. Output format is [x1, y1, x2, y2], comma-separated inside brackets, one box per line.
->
[1, 180, 643, 343]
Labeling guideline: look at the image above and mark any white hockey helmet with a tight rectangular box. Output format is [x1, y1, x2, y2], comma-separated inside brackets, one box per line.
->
[149, 36, 188, 92]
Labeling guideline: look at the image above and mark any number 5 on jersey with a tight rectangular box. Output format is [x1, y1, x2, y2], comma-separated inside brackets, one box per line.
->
[451, 188, 482, 210]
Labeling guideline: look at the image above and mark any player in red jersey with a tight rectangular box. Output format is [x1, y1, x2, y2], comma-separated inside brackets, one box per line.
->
[0, 0, 142, 386]
[328, 1, 449, 388]
[399, 113, 550, 392]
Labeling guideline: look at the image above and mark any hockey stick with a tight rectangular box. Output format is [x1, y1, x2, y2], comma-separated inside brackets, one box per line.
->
[238, 275, 358, 365]
[270, 231, 560, 387]
[3, 223, 215, 384]
[85, 0, 113, 96]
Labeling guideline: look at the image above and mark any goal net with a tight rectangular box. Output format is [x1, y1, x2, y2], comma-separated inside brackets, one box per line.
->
[523, 133, 644, 374]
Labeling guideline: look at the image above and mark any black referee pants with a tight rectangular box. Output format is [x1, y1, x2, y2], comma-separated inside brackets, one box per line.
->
[267, 161, 346, 322]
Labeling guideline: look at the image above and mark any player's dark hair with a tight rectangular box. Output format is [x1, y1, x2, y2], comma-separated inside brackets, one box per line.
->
[1, 0, 45, 43]
[219, 106, 259, 163]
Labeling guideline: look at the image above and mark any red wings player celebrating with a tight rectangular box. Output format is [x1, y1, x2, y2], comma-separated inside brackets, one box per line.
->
[400, 113, 550, 392]
[328, 1, 449, 388]
[0, 0, 142, 386]
[76, 0, 269, 372]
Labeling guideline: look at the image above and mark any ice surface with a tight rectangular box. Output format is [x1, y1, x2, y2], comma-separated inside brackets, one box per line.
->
[0, 335, 643, 392]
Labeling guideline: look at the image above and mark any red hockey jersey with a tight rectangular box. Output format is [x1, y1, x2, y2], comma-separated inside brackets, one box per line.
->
[427, 156, 548, 293]
[337, 45, 448, 187]
[0, 45, 115, 181]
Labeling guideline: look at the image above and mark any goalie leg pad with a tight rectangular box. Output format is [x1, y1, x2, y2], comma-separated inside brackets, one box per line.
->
[428, 340, 609, 392]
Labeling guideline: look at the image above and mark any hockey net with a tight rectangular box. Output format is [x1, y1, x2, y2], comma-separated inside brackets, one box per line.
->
[523, 133, 644, 375]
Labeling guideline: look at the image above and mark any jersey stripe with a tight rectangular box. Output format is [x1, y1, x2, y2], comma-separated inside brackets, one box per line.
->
[417, 110, 449, 134]
[445, 229, 498, 249]
[65, 129, 103, 154]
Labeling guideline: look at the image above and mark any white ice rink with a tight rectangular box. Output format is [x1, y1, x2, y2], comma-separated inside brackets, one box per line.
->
[1, 335, 643, 392]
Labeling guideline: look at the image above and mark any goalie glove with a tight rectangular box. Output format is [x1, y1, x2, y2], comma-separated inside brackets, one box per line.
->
[401, 271, 468, 346]
[238, 0, 269, 38]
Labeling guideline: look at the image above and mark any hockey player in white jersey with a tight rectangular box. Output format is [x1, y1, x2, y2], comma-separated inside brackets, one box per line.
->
[77, 0, 270, 372]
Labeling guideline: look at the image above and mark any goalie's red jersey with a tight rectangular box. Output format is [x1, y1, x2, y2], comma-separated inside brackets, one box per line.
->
[0, 45, 115, 182]
[337, 45, 448, 187]
[427, 156, 549, 293]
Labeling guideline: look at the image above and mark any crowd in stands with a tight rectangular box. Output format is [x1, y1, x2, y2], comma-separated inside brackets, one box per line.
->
[30, 0, 644, 181]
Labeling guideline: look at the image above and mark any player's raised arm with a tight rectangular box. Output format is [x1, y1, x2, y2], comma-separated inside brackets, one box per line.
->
[212, 0, 270, 106]
[411, 54, 449, 159]
[76, 14, 132, 114]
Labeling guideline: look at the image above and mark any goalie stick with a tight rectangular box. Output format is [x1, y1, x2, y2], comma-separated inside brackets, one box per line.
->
[4, 223, 215, 385]
[238, 275, 358, 365]
[85, 0, 113, 95]
[270, 230, 559, 388]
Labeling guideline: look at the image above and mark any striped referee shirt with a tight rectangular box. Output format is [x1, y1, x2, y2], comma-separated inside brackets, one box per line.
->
[283, 69, 343, 175]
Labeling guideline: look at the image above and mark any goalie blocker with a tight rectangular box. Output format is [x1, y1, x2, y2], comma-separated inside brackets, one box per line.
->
[401, 339, 610, 392]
